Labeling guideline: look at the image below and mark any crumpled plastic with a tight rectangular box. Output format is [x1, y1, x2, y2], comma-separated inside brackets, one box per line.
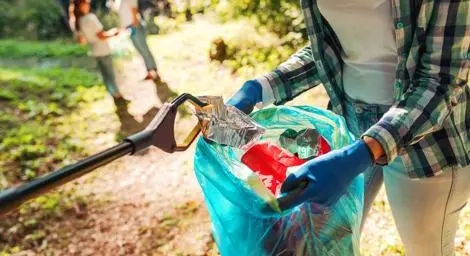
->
[195, 96, 265, 149]
[241, 142, 307, 196]
[194, 105, 363, 256]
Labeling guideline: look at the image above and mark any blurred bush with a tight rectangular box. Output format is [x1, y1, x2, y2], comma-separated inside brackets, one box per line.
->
[212, 24, 297, 75]
[95, 8, 121, 30]
[0, 0, 70, 40]
[214, 0, 306, 48]
[206, 0, 307, 74]
[0, 0, 117, 40]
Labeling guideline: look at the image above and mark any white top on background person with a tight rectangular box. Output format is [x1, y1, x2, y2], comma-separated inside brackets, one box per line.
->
[112, 0, 139, 28]
[78, 13, 112, 57]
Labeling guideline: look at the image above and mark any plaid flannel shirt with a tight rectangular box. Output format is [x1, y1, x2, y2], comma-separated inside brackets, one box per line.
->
[257, 0, 470, 178]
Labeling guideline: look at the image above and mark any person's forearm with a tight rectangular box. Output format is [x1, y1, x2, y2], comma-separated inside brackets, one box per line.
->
[131, 7, 139, 27]
[97, 28, 119, 40]
[362, 136, 385, 162]
[258, 45, 322, 106]
[105, 28, 119, 37]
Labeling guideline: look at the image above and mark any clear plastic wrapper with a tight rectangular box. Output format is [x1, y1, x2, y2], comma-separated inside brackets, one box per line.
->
[195, 96, 265, 149]
[194, 105, 363, 256]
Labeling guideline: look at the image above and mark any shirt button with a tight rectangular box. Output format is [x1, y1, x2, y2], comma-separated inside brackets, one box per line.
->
[355, 106, 363, 114]
[396, 22, 404, 29]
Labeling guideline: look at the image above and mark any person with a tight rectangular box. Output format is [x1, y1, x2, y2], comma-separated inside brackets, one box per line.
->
[74, 0, 123, 99]
[113, 0, 161, 82]
[227, 0, 470, 255]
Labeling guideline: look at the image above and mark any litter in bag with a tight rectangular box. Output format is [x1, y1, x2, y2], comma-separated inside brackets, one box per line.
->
[241, 142, 307, 196]
[195, 96, 265, 149]
[194, 105, 363, 256]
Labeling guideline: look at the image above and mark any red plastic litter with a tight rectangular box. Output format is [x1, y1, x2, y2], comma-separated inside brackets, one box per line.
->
[317, 135, 331, 155]
[241, 143, 307, 195]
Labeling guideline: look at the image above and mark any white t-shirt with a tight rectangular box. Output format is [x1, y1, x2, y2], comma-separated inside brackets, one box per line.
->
[116, 0, 139, 28]
[79, 14, 111, 57]
[317, 0, 398, 105]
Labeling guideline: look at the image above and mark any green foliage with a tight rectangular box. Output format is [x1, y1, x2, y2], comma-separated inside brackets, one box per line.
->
[154, 15, 186, 35]
[0, 0, 70, 40]
[208, 0, 307, 74]
[95, 8, 120, 30]
[0, 67, 102, 189]
[0, 65, 105, 252]
[215, 0, 306, 48]
[0, 40, 88, 59]
[224, 42, 296, 73]
[0, 0, 115, 40]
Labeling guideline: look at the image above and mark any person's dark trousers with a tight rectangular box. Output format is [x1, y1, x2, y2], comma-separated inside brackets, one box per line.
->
[130, 23, 158, 71]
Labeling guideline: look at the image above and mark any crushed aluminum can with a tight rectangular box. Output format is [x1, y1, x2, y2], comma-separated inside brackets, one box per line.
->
[195, 96, 265, 149]
[296, 128, 320, 160]
[279, 128, 325, 160]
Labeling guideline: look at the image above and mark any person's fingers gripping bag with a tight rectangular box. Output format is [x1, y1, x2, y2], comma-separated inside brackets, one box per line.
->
[194, 105, 363, 256]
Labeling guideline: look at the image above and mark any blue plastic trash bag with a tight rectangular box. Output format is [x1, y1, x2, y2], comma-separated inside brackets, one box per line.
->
[194, 105, 363, 256]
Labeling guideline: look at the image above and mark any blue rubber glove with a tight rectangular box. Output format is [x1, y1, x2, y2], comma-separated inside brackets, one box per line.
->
[280, 140, 374, 211]
[226, 80, 262, 114]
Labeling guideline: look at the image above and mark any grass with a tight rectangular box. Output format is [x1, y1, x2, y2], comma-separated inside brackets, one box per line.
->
[0, 67, 106, 189]
[0, 59, 116, 253]
[0, 40, 88, 59]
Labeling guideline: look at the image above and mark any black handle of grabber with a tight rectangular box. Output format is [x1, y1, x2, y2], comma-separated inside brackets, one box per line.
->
[261, 181, 309, 214]
[0, 142, 133, 216]
[0, 93, 208, 217]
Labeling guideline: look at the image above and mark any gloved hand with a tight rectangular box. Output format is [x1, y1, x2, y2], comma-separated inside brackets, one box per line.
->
[226, 80, 262, 114]
[280, 140, 374, 211]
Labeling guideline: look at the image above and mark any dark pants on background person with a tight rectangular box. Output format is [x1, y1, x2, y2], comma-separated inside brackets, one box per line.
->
[96, 55, 120, 96]
[130, 23, 157, 71]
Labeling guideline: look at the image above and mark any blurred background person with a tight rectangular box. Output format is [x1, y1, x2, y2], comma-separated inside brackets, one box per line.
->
[74, 0, 123, 99]
[112, 0, 161, 82]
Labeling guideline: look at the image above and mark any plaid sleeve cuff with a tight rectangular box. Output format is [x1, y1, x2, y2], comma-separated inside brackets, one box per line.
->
[256, 75, 275, 108]
[362, 120, 401, 165]
[255, 69, 287, 106]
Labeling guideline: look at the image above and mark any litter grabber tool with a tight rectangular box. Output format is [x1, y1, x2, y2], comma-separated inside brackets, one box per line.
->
[0, 93, 208, 217]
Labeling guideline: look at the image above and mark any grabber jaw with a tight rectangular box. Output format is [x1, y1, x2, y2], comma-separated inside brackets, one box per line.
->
[124, 93, 208, 154]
